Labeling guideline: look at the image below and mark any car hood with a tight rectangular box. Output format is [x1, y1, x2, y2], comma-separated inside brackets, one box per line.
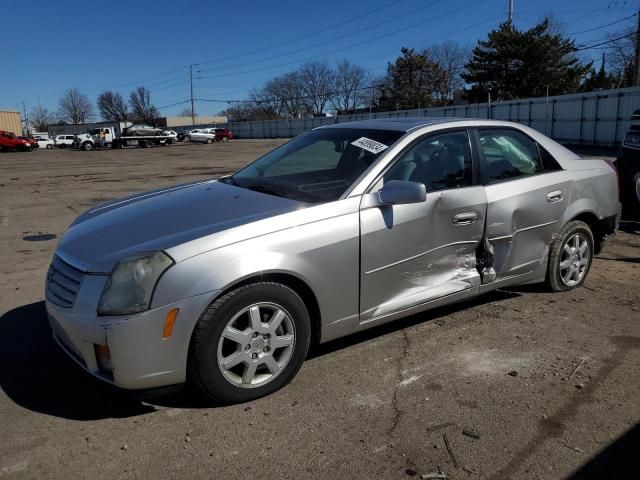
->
[57, 180, 304, 273]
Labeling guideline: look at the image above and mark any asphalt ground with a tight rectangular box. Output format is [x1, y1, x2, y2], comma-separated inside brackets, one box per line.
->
[1, 141, 638, 479]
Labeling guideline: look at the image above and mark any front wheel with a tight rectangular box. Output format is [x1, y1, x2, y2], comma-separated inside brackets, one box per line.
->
[82, 142, 93, 151]
[46, 144, 53, 149]
[547, 220, 594, 292]
[206, 138, 213, 144]
[188, 282, 311, 404]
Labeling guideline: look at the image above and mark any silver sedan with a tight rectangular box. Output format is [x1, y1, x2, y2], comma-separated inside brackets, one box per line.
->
[45, 118, 620, 403]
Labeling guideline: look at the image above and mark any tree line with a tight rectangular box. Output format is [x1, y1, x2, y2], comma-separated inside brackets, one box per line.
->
[28, 16, 639, 129]
[29, 86, 160, 131]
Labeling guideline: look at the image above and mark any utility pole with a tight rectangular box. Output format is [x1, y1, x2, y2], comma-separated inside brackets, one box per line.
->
[189, 64, 196, 126]
[22, 101, 29, 135]
[508, 0, 514, 22]
[634, 6, 640, 86]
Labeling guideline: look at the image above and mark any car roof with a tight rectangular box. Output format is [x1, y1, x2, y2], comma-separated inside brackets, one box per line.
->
[315, 117, 540, 133]
[316, 117, 461, 132]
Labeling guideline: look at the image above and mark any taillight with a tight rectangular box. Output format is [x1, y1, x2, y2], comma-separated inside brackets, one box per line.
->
[603, 159, 621, 199]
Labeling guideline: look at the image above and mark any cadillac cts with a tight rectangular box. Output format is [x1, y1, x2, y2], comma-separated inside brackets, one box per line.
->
[46, 119, 620, 403]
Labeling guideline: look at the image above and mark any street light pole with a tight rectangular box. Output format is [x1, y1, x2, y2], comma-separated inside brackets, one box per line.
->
[508, 0, 514, 22]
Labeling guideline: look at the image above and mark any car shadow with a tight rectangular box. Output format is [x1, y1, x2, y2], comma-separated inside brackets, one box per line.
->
[1, 289, 521, 419]
[567, 423, 640, 479]
[308, 288, 521, 359]
[0, 302, 157, 420]
[618, 219, 640, 235]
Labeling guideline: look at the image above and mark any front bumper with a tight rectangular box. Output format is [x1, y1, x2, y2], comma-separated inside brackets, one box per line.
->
[46, 288, 217, 390]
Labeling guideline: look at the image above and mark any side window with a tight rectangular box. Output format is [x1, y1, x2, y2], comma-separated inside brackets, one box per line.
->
[384, 131, 473, 191]
[479, 129, 542, 183]
[538, 145, 563, 171]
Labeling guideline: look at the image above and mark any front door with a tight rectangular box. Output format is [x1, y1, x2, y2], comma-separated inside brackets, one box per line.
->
[359, 129, 487, 322]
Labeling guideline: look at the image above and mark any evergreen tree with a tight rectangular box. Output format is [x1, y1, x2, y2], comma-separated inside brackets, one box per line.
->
[376, 48, 445, 110]
[462, 19, 592, 102]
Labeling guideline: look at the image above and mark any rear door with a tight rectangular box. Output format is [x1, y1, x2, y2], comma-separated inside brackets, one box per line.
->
[359, 129, 486, 321]
[475, 127, 570, 281]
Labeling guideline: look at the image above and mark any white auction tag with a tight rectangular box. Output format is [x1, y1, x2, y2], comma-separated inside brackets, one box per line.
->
[350, 137, 389, 154]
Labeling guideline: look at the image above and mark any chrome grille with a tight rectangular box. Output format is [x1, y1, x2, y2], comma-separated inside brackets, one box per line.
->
[46, 256, 84, 308]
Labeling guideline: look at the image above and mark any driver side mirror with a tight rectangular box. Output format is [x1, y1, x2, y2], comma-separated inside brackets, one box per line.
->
[377, 180, 426, 206]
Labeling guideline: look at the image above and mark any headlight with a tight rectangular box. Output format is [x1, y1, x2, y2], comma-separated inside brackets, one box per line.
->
[97, 251, 173, 315]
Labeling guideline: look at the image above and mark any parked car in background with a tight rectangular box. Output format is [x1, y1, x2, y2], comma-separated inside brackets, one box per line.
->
[163, 130, 178, 143]
[177, 131, 191, 142]
[54, 135, 75, 148]
[213, 128, 233, 142]
[189, 128, 216, 143]
[0, 130, 34, 151]
[122, 124, 164, 136]
[45, 118, 620, 404]
[617, 109, 640, 211]
[20, 136, 39, 148]
[36, 137, 55, 149]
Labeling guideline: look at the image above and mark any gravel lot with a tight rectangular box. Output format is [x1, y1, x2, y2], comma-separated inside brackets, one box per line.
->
[1, 141, 639, 479]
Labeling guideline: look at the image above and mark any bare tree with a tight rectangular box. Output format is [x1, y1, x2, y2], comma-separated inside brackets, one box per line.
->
[30, 105, 52, 132]
[249, 87, 283, 120]
[97, 91, 128, 121]
[179, 106, 196, 117]
[263, 72, 308, 118]
[331, 60, 372, 113]
[427, 41, 470, 105]
[58, 89, 94, 124]
[219, 102, 256, 121]
[299, 60, 335, 115]
[129, 87, 159, 124]
[607, 27, 636, 87]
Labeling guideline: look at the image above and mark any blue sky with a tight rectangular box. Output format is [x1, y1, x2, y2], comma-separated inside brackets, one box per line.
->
[1, 0, 637, 118]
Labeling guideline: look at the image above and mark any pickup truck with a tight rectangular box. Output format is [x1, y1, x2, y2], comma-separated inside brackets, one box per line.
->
[0, 130, 34, 151]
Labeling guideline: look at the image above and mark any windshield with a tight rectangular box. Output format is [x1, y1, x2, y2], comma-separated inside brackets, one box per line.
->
[227, 128, 404, 203]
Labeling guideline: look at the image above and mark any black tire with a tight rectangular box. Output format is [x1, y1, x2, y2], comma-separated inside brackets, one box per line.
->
[222, 137, 228, 142]
[46, 144, 53, 149]
[82, 142, 93, 151]
[546, 220, 594, 292]
[206, 138, 213, 144]
[188, 282, 311, 404]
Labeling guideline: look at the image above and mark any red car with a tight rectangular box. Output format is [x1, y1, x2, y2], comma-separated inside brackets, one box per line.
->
[0, 130, 34, 151]
[213, 128, 233, 142]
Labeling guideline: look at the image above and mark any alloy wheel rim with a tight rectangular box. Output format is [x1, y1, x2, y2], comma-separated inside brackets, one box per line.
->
[559, 233, 590, 287]
[217, 302, 295, 388]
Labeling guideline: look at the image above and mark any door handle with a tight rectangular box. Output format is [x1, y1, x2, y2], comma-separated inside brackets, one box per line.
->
[546, 190, 564, 203]
[452, 212, 478, 225]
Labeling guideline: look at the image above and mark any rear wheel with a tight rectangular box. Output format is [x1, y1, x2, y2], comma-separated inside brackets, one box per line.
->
[82, 142, 93, 151]
[222, 137, 228, 142]
[206, 138, 213, 144]
[188, 282, 311, 404]
[547, 220, 594, 292]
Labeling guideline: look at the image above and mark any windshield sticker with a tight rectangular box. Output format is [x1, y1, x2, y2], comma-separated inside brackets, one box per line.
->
[351, 137, 389, 154]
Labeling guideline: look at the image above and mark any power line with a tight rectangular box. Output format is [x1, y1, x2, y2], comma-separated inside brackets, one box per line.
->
[568, 12, 637, 35]
[575, 31, 636, 51]
[197, 0, 448, 74]
[198, 0, 490, 81]
[198, 0, 407, 67]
